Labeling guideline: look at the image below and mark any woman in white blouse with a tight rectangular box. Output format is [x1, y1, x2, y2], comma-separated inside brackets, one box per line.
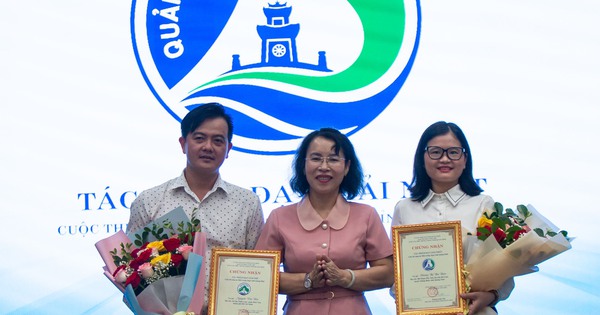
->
[391, 121, 514, 314]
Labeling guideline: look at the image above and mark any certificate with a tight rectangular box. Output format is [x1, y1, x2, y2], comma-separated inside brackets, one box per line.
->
[207, 248, 280, 315]
[391, 221, 467, 315]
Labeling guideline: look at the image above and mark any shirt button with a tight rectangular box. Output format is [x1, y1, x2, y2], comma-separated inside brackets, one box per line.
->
[321, 223, 328, 230]
[321, 243, 328, 249]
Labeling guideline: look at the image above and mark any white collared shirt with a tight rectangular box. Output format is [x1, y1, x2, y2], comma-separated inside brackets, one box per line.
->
[392, 184, 494, 239]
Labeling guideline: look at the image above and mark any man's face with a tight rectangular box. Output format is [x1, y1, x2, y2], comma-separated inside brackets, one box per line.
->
[179, 117, 232, 176]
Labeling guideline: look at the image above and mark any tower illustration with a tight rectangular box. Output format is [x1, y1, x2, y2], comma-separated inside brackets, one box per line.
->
[230, 1, 331, 72]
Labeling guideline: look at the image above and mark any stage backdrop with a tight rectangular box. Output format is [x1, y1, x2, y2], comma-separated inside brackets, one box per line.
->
[1, 0, 599, 314]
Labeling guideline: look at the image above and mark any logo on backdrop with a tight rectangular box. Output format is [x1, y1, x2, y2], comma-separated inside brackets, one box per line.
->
[131, 0, 421, 154]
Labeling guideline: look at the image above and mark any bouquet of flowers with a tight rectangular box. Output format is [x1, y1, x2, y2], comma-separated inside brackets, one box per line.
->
[462, 202, 572, 314]
[95, 207, 207, 315]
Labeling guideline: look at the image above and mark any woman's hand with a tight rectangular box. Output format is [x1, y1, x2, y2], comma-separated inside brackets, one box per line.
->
[460, 290, 496, 314]
[308, 257, 326, 289]
[277, 258, 325, 294]
[317, 254, 352, 287]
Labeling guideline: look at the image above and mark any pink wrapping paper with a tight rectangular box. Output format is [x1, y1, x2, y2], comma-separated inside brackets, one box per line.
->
[95, 230, 208, 314]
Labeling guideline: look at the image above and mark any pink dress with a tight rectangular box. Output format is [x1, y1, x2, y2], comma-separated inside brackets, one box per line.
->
[255, 196, 393, 315]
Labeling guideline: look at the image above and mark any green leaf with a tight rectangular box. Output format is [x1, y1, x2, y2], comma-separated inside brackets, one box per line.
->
[533, 227, 544, 237]
[505, 208, 516, 216]
[494, 202, 504, 215]
[477, 227, 491, 235]
[506, 226, 523, 233]
[491, 217, 509, 230]
[517, 204, 531, 219]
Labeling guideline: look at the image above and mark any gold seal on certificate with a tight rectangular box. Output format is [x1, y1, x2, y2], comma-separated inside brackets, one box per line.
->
[207, 248, 281, 315]
[391, 221, 467, 315]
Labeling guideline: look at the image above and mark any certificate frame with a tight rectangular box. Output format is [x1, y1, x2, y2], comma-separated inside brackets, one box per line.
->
[391, 221, 467, 315]
[207, 248, 281, 315]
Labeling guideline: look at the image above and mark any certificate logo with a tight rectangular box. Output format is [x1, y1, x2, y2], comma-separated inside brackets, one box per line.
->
[237, 282, 251, 296]
[131, 0, 421, 154]
[422, 258, 435, 271]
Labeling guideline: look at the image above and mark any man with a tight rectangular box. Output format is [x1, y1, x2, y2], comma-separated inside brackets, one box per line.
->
[127, 103, 264, 313]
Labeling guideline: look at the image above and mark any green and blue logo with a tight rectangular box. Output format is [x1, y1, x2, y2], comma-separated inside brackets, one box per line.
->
[132, 0, 421, 154]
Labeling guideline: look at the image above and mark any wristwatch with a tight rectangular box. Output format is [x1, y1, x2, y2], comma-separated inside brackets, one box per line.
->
[303, 273, 312, 289]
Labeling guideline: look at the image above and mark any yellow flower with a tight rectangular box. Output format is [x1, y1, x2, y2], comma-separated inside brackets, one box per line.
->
[147, 240, 166, 252]
[151, 252, 172, 265]
[478, 215, 493, 228]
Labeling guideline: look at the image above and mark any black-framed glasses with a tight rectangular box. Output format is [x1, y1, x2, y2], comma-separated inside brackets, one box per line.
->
[306, 155, 346, 166]
[424, 146, 465, 160]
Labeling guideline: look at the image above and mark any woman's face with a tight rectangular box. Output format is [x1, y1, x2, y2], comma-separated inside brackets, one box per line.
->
[424, 131, 467, 193]
[304, 136, 350, 197]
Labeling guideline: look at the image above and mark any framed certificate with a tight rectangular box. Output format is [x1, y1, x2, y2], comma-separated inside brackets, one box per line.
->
[391, 221, 467, 315]
[207, 248, 281, 315]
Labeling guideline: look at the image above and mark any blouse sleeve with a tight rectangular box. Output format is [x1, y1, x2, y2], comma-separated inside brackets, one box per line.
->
[391, 199, 403, 226]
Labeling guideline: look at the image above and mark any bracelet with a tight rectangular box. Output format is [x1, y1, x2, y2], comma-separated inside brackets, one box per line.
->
[344, 269, 356, 288]
[488, 289, 499, 306]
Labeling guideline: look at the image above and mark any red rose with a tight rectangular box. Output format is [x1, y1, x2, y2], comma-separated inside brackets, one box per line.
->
[183, 232, 196, 244]
[125, 271, 141, 289]
[171, 253, 184, 267]
[130, 249, 152, 269]
[163, 238, 181, 252]
[112, 264, 126, 277]
[131, 247, 142, 258]
[513, 229, 527, 241]
[493, 228, 507, 243]
[131, 243, 150, 258]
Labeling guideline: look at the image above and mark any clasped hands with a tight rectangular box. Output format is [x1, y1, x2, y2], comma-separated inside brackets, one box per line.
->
[306, 254, 352, 289]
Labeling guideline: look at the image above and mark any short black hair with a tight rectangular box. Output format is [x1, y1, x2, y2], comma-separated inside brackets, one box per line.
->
[180, 103, 233, 141]
[290, 127, 364, 199]
[409, 121, 482, 201]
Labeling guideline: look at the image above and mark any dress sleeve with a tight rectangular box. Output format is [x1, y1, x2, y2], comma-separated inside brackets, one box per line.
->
[254, 209, 284, 252]
[365, 207, 393, 261]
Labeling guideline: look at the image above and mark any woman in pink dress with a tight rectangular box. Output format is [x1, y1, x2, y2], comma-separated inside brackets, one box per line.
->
[255, 128, 393, 315]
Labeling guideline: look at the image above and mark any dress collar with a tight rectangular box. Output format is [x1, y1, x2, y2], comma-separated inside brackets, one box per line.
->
[420, 184, 467, 207]
[297, 195, 350, 231]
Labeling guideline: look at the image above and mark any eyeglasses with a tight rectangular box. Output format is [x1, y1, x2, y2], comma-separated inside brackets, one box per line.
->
[306, 156, 346, 166]
[424, 146, 465, 160]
